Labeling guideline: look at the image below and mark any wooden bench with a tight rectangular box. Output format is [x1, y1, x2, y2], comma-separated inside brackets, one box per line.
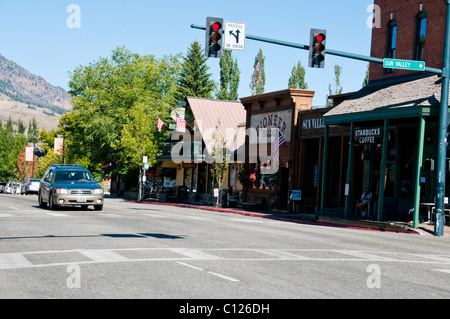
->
[240, 196, 262, 210]
[430, 207, 450, 225]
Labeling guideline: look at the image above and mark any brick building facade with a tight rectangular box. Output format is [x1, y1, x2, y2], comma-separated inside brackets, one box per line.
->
[370, 0, 446, 81]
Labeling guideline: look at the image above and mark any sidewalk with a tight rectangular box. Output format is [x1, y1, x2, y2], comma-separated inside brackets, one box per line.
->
[129, 199, 450, 237]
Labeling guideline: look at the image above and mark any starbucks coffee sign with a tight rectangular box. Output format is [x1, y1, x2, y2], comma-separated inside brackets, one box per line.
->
[353, 127, 383, 145]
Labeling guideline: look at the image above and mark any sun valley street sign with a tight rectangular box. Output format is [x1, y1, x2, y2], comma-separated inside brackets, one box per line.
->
[383, 58, 425, 71]
[224, 21, 246, 51]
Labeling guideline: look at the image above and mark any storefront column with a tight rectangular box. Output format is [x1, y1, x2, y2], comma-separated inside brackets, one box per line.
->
[413, 116, 425, 228]
[377, 119, 389, 221]
[344, 122, 354, 218]
[320, 124, 329, 214]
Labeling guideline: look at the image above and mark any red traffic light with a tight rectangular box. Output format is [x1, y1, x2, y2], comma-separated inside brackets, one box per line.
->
[316, 33, 325, 42]
[212, 22, 221, 32]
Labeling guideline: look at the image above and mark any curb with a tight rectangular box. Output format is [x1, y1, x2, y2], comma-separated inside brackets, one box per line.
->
[130, 200, 420, 235]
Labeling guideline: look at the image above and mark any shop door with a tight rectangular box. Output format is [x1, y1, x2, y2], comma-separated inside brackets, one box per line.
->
[279, 167, 289, 208]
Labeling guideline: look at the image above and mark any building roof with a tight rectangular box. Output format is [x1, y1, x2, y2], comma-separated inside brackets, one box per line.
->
[323, 73, 442, 124]
[187, 97, 246, 156]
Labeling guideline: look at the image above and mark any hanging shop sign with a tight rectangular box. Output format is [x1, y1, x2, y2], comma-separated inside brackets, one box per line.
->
[250, 110, 292, 144]
[353, 127, 383, 145]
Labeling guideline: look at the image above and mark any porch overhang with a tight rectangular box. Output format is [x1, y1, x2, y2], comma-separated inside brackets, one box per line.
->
[323, 73, 443, 126]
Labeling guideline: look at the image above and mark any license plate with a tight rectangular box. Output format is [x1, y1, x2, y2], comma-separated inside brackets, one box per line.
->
[76, 197, 87, 203]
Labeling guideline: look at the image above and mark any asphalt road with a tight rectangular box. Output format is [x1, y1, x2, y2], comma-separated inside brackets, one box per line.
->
[1, 193, 450, 303]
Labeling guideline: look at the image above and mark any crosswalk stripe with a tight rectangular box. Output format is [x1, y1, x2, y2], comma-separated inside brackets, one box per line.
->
[0, 253, 33, 269]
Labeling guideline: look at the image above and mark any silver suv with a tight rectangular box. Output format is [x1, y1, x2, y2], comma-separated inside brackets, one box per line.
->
[38, 164, 104, 210]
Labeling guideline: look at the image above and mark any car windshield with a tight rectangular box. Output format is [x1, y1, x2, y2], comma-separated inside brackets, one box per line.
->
[54, 170, 95, 182]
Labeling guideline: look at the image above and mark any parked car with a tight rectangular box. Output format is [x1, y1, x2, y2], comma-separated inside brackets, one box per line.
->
[22, 179, 40, 195]
[0, 182, 6, 193]
[5, 182, 14, 194]
[38, 164, 104, 210]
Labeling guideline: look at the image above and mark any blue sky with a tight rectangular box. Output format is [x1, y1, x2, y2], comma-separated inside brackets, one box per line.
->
[0, 0, 374, 107]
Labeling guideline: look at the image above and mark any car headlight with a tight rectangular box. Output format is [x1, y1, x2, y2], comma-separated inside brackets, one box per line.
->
[55, 188, 69, 194]
[93, 189, 104, 194]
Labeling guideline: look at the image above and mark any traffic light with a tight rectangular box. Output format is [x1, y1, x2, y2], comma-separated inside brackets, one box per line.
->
[205, 17, 223, 58]
[308, 29, 327, 68]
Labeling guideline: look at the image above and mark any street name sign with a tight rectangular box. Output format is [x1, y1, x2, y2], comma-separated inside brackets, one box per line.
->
[383, 58, 425, 71]
[224, 21, 246, 51]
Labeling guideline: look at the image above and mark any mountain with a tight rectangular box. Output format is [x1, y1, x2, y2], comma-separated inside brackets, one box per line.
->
[0, 53, 72, 131]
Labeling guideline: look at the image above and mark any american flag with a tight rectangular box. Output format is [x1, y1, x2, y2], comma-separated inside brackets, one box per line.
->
[157, 117, 164, 132]
[175, 112, 186, 133]
[272, 131, 286, 162]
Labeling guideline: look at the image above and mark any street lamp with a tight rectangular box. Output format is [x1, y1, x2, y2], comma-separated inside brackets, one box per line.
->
[62, 120, 67, 164]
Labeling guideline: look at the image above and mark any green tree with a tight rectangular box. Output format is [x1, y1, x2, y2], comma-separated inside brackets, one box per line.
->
[0, 121, 27, 180]
[362, 63, 370, 87]
[216, 50, 240, 100]
[17, 119, 26, 134]
[250, 49, 266, 95]
[27, 117, 38, 140]
[68, 46, 181, 176]
[288, 61, 308, 89]
[210, 120, 229, 208]
[111, 103, 158, 176]
[176, 41, 215, 101]
[326, 64, 344, 106]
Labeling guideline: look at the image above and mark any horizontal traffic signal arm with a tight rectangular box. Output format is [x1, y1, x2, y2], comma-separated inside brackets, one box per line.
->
[191, 23, 443, 75]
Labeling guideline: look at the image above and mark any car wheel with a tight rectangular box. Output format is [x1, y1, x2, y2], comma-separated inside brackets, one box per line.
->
[38, 191, 47, 209]
[94, 204, 103, 211]
[48, 193, 58, 210]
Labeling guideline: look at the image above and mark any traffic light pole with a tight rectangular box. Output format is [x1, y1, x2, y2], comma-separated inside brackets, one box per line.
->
[434, 0, 450, 236]
[192, 17, 449, 235]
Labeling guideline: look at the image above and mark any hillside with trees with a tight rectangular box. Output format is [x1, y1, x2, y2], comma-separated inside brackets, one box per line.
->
[0, 53, 72, 130]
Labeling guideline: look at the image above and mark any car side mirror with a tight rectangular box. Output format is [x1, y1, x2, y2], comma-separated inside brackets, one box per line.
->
[95, 178, 102, 183]
[44, 177, 50, 182]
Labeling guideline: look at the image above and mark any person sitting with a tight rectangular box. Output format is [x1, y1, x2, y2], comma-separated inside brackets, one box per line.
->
[357, 188, 372, 217]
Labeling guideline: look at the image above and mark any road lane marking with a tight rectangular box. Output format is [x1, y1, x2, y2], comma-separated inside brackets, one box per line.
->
[433, 269, 450, 274]
[98, 213, 124, 218]
[142, 214, 171, 218]
[434, 269, 450, 274]
[46, 213, 69, 217]
[76, 249, 130, 262]
[415, 254, 450, 263]
[170, 248, 222, 260]
[230, 218, 263, 223]
[177, 261, 240, 282]
[206, 271, 240, 282]
[335, 250, 395, 261]
[255, 249, 311, 260]
[177, 262, 204, 271]
[0, 253, 33, 269]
